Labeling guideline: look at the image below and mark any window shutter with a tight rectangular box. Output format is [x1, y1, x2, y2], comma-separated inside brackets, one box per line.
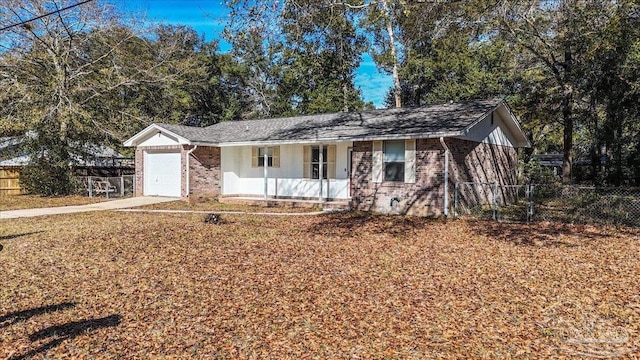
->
[372, 141, 383, 183]
[303, 146, 310, 178]
[272, 146, 280, 168]
[405, 139, 416, 183]
[327, 145, 336, 179]
[251, 147, 258, 168]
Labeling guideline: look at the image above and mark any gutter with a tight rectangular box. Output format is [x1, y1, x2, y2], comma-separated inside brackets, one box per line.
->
[214, 131, 464, 148]
[439, 137, 450, 217]
[185, 145, 198, 198]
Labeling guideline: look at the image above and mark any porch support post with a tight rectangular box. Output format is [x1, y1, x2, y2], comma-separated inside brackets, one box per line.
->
[263, 146, 268, 200]
[318, 144, 324, 202]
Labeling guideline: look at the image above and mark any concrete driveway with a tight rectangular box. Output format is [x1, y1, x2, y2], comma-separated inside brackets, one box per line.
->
[0, 197, 178, 220]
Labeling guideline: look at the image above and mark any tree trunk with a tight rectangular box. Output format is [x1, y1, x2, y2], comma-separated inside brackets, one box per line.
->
[562, 95, 573, 184]
[614, 118, 623, 186]
[381, 0, 401, 108]
[561, 49, 574, 185]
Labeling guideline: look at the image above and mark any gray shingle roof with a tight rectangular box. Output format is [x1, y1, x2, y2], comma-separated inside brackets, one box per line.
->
[158, 98, 505, 145]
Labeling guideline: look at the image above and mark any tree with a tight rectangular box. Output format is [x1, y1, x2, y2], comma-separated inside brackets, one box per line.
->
[497, 0, 627, 183]
[225, 0, 367, 117]
[0, 1, 143, 193]
[273, 0, 366, 115]
[0, 1, 224, 194]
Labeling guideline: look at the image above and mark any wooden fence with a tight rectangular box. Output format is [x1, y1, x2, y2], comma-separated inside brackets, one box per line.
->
[0, 167, 22, 196]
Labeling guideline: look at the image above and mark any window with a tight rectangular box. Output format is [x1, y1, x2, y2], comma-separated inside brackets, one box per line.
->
[303, 145, 336, 179]
[258, 147, 273, 167]
[251, 146, 280, 168]
[372, 140, 414, 184]
[384, 140, 405, 182]
[311, 146, 327, 179]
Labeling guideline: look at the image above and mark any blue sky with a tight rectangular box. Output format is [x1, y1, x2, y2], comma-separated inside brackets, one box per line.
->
[117, 0, 392, 108]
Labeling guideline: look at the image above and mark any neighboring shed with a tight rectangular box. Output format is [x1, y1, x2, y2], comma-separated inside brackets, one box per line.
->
[124, 98, 530, 216]
[0, 136, 134, 196]
[0, 137, 25, 196]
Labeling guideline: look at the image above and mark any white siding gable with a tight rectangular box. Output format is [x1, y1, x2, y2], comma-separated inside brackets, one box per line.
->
[137, 131, 183, 147]
[461, 111, 517, 147]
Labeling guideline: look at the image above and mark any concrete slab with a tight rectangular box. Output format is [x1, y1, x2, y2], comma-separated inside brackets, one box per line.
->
[0, 197, 178, 220]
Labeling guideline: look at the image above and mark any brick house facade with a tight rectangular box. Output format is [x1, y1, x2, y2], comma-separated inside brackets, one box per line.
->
[350, 138, 518, 216]
[125, 99, 529, 216]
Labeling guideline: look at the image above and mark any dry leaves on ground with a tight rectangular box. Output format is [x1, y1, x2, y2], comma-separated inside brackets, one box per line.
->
[0, 212, 639, 358]
[138, 200, 321, 213]
[0, 195, 106, 211]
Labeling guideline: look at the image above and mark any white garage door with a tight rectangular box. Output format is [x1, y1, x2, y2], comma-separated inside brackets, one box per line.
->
[144, 151, 181, 197]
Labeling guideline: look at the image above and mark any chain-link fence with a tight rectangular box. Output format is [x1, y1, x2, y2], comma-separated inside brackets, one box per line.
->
[454, 182, 640, 227]
[76, 175, 135, 198]
[454, 182, 533, 222]
[532, 185, 640, 227]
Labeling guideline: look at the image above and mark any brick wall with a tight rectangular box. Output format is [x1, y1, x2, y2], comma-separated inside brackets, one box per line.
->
[447, 138, 518, 185]
[350, 138, 519, 216]
[448, 138, 519, 208]
[350, 139, 445, 216]
[187, 146, 221, 202]
[134, 145, 221, 201]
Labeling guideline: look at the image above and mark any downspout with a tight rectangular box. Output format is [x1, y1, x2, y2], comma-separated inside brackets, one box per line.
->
[439, 137, 450, 217]
[185, 145, 198, 199]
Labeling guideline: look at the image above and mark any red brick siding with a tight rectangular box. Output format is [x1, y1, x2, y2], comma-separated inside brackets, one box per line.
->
[350, 138, 519, 216]
[447, 138, 518, 185]
[351, 139, 445, 216]
[187, 146, 221, 202]
[448, 138, 519, 207]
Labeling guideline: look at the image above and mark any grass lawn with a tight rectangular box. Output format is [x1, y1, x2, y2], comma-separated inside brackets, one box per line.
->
[1, 212, 639, 358]
[0, 195, 106, 211]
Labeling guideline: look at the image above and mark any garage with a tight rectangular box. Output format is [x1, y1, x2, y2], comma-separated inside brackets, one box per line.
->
[143, 150, 182, 197]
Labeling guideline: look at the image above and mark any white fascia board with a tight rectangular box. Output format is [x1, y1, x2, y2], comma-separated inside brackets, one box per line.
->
[498, 103, 532, 148]
[216, 138, 353, 147]
[191, 141, 220, 146]
[215, 131, 463, 147]
[123, 124, 192, 147]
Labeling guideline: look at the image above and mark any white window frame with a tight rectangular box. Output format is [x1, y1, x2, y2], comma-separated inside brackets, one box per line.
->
[383, 140, 405, 182]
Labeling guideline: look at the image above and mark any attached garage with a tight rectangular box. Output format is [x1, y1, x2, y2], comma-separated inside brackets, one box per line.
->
[143, 150, 181, 197]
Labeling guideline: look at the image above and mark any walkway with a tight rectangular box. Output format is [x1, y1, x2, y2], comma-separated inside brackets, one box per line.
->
[0, 197, 178, 220]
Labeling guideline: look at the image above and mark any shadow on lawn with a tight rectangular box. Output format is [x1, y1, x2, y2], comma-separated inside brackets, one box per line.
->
[0, 302, 76, 328]
[468, 220, 612, 247]
[0, 231, 44, 251]
[0, 231, 43, 241]
[10, 314, 122, 360]
[310, 212, 438, 238]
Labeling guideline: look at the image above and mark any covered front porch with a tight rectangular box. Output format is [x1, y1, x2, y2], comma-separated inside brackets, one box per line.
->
[220, 142, 352, 202]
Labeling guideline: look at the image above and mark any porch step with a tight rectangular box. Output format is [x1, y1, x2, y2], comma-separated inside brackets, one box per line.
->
[321, 201, 350, 212]
[219, 196, 351, 211]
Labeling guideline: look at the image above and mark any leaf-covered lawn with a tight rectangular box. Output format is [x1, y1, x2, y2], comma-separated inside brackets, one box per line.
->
[1, 212, 639, 359]
[138, 199, 321, 213]
[0, 195, 106, 211]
